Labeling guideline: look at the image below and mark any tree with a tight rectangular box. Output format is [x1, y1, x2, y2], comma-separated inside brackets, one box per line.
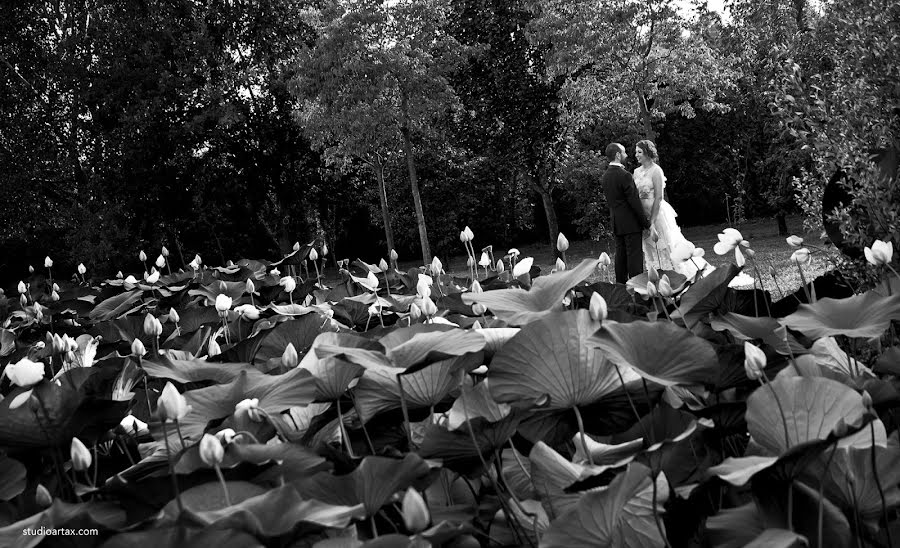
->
[528, 0, 738, 140]
[294, 0, 466, 265]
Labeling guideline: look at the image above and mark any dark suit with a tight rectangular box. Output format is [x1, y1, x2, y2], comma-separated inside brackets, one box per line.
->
[601, 164, 651, 283]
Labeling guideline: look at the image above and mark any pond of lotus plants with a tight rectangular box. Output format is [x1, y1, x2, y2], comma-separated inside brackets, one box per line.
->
[0, 235, 898, 548]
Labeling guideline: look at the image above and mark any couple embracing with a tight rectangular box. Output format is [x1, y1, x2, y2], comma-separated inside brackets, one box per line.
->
[601, 140, 693, 284]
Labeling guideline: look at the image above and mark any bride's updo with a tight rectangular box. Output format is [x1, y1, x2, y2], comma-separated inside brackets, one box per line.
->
[636, 140, 658, 162]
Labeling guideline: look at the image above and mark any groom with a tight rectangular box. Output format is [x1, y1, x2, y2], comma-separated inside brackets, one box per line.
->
[601, 143, 651, 283]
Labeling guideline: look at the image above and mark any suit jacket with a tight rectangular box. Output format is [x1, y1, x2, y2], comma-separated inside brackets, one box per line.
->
[601, 165, 651, 235]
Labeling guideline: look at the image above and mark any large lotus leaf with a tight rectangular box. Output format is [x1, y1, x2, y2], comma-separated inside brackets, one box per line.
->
[807, 444, 900, 520]
[175, 306, 222, 335]
[502, 448, 537, 500]
[188, 280, 248, 305]
[745, 529, 808, 548]
[461, 259, 600, 326]
[268, 403, 332, 444]
[708, 456, 779, 486]
[295, 453, 433, 516]
[174, 482, 366, 535]
[418, 412, 525, 476]
[0, 368, 101, 447]
[478, 328, 520, 357]
[386, 329, 485, 373]
[142, 353, 251, 384]
[300, 332, 385, 369]
[572, 437, 645, 467]
[705, 503, 765, 548]
[0, 456, 26, 500]
[353, 352, 483, 423]
[0, 329, 16, 357]
[676, 263, 741, 328]
[489, 311, 628, 410]
[710, 313, 807, 356]
[0, 500, 126, 548]
[589, 320, 719, 387]
[529, 441, 628, 513]
[781, 290, 900, 339]
[446, 380, 510, 430]
[90, 316, 147, 345]
[808, 337, 874, 378]
[627, 269, 688, 296]
[90, 289, 144, 321]
[306, 356, 365, 401]
[253, 312, 339, 369]
[579, 282, 648, 317]
[154, 367, 317, 449]
[538, 463, 668, 548]
[752, 477, 851, 548]
[746, 376, 883, 456]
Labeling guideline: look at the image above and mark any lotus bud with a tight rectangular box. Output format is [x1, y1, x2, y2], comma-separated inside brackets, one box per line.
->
[556, 232, 569, 252]
[401, 487, 430, 533]
[131, 338, 146, 356]
[589, 293, 608, 322]
[472, 303, 486, 315]
[44, 256, 53, 268]
[306, 247, 318, 262]
[389, 248, 399, 261]
[658, 275, 674, 297]
[235, 398, 262, 422]
[161, 246, 169, 257]
[408, 302, 422, 321]
[282, 343, 299, 369]
[124, 275, 137, 284]
[199, 433, 224, 467]
[646, 282, 658, 298]
[512, 257, 533, 278]
[467, 256, 475, 267]
[790, 248, 811, 265]
[157, 381, 191, 422]
[279, 276, 296, 293]
[35, 484, 52, 507]
[421, 297, 438, 317]
[743, 341, 766, 380]
[50, 290, 59, 302]
[479, 252, 490, 267]
[379, 258, 389, 272]
[169, 308, 180, 324]
[116, 271, 123, 279]
[235, 304, 260, 320]
[365, 270, 379, 290]
[470, 280, 483, 294]
[245, 278, 256, 294]
[598, 252, 611, 267]
[215, 294, 233, 317]
[270, 267, 280, 277]
[19, 294, 27, 307]
[464, 226, 474, 241]
[646, 267, 659, 284]
[416, 280, 431, 299]
[155, 255, 165, 269]
[138, 250, 147, 262]
[555, 257, 566, 271]
[52, 333, 65, 354]
[64, 334, 78, 353]
[496, 259, 505, 273]
[431, 256, 443, 276]
[459, 230, 468, 243]
[322, 243, 329, 256]
[77, 263, 87, 275]
[693, 247, 705, 258]
[864, 239, 893, 266]
[786, 235, 803, 247]
[189, 258, 200, 270]
[208, 337, 221, 357]
[52, 282, 60, 293]
[70, 437, 92, 471]
[508, 248, 520, 258]
[146, 270, 160, 284]
[215, 428, 237, 445]
[17, 281, 26, 294]
[745, 248, 756, 259]
[144, 314, 161, 337]
[4, 358, 45, 388]
[28, 265, 34, 273]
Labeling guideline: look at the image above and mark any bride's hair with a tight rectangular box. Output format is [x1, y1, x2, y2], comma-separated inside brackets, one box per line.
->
[636, 140, 658, 161]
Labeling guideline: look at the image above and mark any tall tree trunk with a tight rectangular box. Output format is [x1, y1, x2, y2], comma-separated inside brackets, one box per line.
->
[373, 159, 396, 258]
[399, 91, 431, 265]
[527, 170, 560, 259]
[635, 90, 656, 140]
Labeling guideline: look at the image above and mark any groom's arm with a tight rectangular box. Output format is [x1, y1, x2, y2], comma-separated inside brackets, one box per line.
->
[622, 174, 651, 229]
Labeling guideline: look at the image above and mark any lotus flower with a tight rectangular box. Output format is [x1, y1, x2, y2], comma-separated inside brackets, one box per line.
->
[77, 263, 86, 275]
[155, 255, 165, 269]
[713, 228, 747, 267]
[143, 314, 162, 337]
[131, 339, 146, 356]
[157, 381, 191, 422]
[496, 259, 505, 273]
[215, 294, 233, 316]
[589, 293, 607, 322]
[790, 248, 811, 265]
[464, 226, 474, 242]
[309, 248, 319, 261]
[479, 252, 490, 267]
[512, 257, 533, 278]
[598, 252, 611, 267]
[161, 246, 169, 257]
[743, 341, 766, 380]
[235, 304, 259, 320]
[28, 265, 34, 273]
[508, 248, 520, 258]
[215, 428, 236, 444]
[168, 308, 180, 324]
[421, 296, 438, 317]
[657, 275, 674, 297]
[270, 268, 280, 277]
[555, 257, 566, 271]
[281, 343, 299, 369]
[864, 239, 893, 266]
[416, 278, 431, 299]
[670, 240, 700, 263]
[35, 484, 52, 507]
[459, 230, 469, 243]
[409, 302, 422, 321]
[199, 433, 224, 466]
[293, 242, 300, 251]
[279, 276, 296, 293]
[208, 337, 221, 357]
[786, 235, 803, 247]
[17, 281, 26, 294]
[44, 256, 53, 268]
[245, 278, 256, 294]
[3, 357, 45, 388]
[557, 232, 569, 252]
[146, 269, 160, 284]
[379, 258, 389, 271]
[402, 487, 430, 533]
[235, 398, 262, 422]
[431, 256, 443, 276]
[70, 437, 92, 471]
[322, 243, 328, 256]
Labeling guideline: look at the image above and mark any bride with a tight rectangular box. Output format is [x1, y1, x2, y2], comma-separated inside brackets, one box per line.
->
[633, 140, 700, 278]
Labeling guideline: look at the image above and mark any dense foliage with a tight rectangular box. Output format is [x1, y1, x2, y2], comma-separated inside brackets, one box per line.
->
[0, 232, 898, 546]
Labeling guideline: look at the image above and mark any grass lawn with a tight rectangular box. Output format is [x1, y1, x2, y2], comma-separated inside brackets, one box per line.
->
[424, 215, 835, 298]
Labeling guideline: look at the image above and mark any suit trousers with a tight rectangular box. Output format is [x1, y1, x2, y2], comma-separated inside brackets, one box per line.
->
[614, 231, 644, 283]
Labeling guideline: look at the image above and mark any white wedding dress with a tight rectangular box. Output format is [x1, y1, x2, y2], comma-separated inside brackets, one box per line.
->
[634, 164, 698, 278]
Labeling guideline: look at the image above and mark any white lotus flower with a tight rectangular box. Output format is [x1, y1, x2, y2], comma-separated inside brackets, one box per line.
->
[864, 239, 893, 266]
[3, 358, 45, 387]
[512, 257, 533, 278]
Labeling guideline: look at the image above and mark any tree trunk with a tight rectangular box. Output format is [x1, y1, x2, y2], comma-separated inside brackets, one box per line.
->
[373, 160, 396, 258]
[776, 211, 788, 236]
[399, 92, 431, 265]
[528, 170, 560, 259]
[635, 90, 656, 140]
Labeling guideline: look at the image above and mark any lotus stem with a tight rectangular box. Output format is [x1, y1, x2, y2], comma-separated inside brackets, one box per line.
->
[395, 374, 415, 450]
[847, 476, 864, 548]
[508, 439, 532, 482]
[313, 259, 322, 288]
[214, 464, 231, 507]
[613, 363, 650, 443]
[787, 481, 794, 532]
[572, 406, 594, 465]
[651, 468, 672, 548]
[336, 397, 356, 458]
[493, 449, 539, 548]
[818, 441, 838, 548]
[175, 419, 187, 449]
[91, 444, 99, 487]
[870, 421, 893, 548]
[161, 420, 184, 515]
[794, 259, 812, 304]
[749, 260, 773, 317]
